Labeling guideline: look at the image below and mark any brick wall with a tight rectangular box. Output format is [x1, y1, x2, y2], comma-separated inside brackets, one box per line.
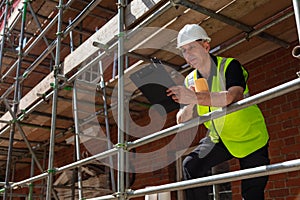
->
[0, 0, 21, 30]
[230, 42, 300, 200]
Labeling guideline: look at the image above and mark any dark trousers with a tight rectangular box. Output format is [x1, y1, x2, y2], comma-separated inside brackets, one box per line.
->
[182, 137, 269, 200]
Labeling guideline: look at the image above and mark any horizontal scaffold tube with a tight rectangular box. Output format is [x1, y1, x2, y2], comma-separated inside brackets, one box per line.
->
[130, 159, 300, 198]
[8, 148, 118, 189]
[86, 159, 300, 200]
[292, 45, 300, 59]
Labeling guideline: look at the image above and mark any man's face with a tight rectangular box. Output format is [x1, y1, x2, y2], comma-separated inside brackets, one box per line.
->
[179, 41, 210, 69]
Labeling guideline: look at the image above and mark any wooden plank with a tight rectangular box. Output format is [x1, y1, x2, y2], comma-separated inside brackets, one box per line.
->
[63, 0, 162, 75]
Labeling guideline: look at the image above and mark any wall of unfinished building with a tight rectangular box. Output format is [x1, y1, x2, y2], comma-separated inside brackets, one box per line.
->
[231, 41, 300, 200]
[11, 41, 300, 200]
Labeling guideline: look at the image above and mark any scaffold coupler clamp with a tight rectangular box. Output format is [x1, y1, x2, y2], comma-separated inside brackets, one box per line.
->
[113, 191, 129, 199]
[53, 63, 64, 77]
[126, 188, 134, 196]
[114, 142, 128, 151]
[116, 2, 126, 8]
[36, 92, 49, 103]
[297, 71, 300, 78]
[92, 40, 110, 55]
[57, 74, 67, 81]
[0, 187, 6, 194]
[170, 0, 180, 8]
[56, 2, 66, 10]
[47, 168, 57, 175]
[97, 80, 106, 91]
[115, 31, 128, 43]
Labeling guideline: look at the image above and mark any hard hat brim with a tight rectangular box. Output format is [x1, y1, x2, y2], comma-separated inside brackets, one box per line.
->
[177, 38, 198, 48]
[177, 37, 211, 48]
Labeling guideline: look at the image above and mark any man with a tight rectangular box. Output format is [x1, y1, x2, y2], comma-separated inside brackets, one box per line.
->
[167, 24, 270, 200]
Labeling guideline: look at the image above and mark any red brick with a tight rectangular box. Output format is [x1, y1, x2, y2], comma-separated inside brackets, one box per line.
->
[284, 137, 296, 145]
[278, 128, 298, 138]
[272, 179, 286, 188]
[268, 188, 289, 197]
[289, 187, 300, 195]
[281, 143, 300, 154]
[267, 123, 282, 133]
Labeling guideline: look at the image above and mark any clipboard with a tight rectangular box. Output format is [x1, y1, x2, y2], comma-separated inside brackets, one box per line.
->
[129, 63, 180, 115]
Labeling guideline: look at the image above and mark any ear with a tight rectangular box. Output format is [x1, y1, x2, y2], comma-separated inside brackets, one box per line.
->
[203, 42, 210, 52]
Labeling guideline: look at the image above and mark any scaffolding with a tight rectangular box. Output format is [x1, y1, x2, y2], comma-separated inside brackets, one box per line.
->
[0, 0, 299, 199]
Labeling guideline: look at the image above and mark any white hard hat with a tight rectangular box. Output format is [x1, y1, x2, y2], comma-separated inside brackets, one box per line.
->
[177, 24, 211, 48]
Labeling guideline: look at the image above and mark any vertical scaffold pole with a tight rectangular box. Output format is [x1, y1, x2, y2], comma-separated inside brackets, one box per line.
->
[28, 156, 35, 200]
[41, 147, 47, 198]
[125, 55, 130, 189]
[69, 17, 82, 200]
[46, 0, 63, 199]
[3, 0, 28, 199]
[9, 161, 16, 200]
[0, 0, 10, 78]
[117, 0, 126, 199]
[293, 0, 300, 43]
[73, 84, 84, 199]
[69, 18, 74, 52]
[292, 0, 300, 58]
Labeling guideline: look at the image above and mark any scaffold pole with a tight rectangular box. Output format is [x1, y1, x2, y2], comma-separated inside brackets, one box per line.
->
[45, 0, 64, 199]
[3, 0, 28, 198]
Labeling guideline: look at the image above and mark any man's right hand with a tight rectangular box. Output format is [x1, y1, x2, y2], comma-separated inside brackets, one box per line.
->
[176, 104, 195, 124]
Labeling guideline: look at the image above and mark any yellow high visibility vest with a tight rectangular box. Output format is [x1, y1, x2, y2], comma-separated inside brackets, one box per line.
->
[184, 56, 269, 158]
